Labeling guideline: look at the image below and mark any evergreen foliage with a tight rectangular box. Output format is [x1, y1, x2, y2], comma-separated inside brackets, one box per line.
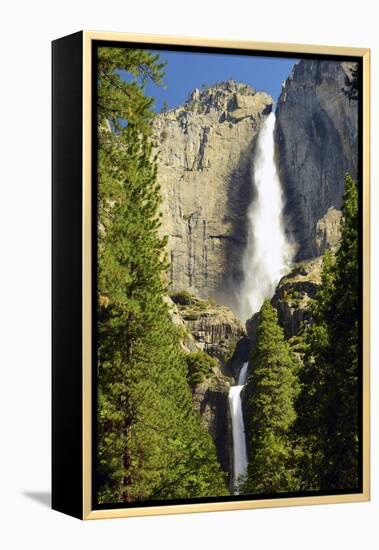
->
[184, 351, 217, 387]
[97, 47, 227, 503]
[169, 290, 196, 306]
[294, 174, 360, 490]
[243, 300, 300, 493]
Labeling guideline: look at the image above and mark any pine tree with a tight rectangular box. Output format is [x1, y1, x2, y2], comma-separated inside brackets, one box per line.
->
[97, 47, 227, 503]
[243, 300, 300, 494]
[294, 174, 359, 490]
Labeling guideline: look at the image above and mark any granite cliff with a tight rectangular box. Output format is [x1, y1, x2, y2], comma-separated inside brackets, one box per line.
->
[275, 60, 358, 260]
[154, 64, 357, 311]
[153, 80, 273, 311]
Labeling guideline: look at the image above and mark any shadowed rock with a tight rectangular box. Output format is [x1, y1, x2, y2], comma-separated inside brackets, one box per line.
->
[275, 60, 358, 260]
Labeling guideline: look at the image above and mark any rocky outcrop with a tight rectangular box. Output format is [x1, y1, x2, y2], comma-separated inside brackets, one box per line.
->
[228, 336, 251, 381]
[275, 60, 358, 260]
[245, 256, 324, 351]
[170, 291, 246, 369]
[165, 296, 200, 353]
[168, 291, 243, 479]
[191, 365, 233, 480]
[270, 257, 323, 339]
[315, 207, 342, 256]
[153, 81, 273, 311]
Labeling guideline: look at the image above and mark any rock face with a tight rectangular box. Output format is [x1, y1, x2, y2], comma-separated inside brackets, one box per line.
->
[169, 291, 245, 481]
[191, 365, 233, 481]
[315, 207, 342, 256]
[165, 296, 200, 353]
[170, 291, 246, 367]
[275, 60, 358, 260]
[270, 257, 323, 339]
[153, 81, 273, 311]
[245, 257, 323, 343]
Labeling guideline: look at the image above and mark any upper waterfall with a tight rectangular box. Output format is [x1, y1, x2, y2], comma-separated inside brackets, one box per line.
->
[238, 112, 295, 321]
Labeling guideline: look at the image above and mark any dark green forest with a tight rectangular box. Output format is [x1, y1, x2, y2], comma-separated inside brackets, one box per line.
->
[97, 47, 227, 503]
[243, 299, 300, 494]
[243, 175, 360, 494]
[293, 175, 360, 491]
[96, 47, 360, 503]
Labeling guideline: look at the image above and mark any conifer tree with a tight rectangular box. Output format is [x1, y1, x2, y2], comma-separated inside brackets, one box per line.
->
[97, 47, 227, 503]
[294, 174, 359, 490]
[243, 300, 300, 494]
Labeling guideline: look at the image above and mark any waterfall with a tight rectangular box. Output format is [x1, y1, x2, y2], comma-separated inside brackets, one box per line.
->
[228, 112, 295, 494]
[228, 362, 249, 492]
[238, 111, 295, 322]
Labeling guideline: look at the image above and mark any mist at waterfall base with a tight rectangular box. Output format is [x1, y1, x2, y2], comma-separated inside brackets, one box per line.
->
[228, 362, 249, 492]
[238, 111, 295, 322]
[228, 112, 295, 494]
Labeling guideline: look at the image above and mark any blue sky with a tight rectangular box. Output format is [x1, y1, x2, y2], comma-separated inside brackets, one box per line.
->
[121, 50, 298, 112]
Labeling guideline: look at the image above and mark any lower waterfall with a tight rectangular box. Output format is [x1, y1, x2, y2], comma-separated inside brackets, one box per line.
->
[228, 362, 249, 492]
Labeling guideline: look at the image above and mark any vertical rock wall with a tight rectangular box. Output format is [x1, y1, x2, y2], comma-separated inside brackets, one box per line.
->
[153, 81, 273, 311]
[275, 60, 358, 259]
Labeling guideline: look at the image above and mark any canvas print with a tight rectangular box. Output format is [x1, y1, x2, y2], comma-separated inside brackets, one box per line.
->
[95, 44, 361, 507]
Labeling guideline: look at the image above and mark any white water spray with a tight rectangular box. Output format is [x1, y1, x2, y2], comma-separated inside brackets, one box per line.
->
[238, 111, 295, 321]
[228, 362, 249, 492]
